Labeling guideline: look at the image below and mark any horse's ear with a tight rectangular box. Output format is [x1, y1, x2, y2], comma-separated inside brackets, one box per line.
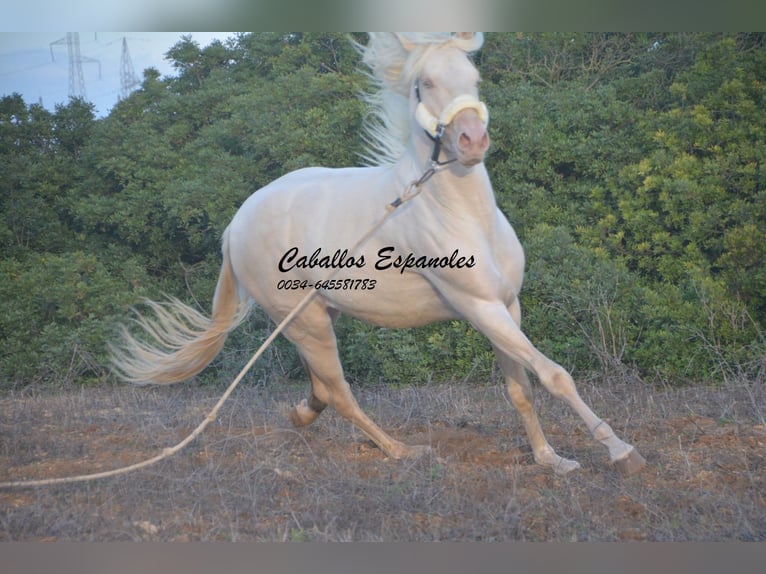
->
[454, 32, 484, 52]
[394, 33, 416, 52]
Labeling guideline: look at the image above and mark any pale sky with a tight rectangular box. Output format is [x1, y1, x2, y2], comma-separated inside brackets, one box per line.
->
[0, 32, 234, 117]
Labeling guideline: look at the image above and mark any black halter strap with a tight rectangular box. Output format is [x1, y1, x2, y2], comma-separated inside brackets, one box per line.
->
[415, 80, 455, 166]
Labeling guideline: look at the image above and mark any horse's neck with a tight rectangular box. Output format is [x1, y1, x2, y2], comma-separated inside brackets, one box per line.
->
[394, 148, 497, 225]
[437, 163, 496, 220]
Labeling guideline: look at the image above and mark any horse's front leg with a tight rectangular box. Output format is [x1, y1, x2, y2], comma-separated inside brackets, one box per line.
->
[495, 344, 582, 475]
[457, 295, 645, 476]
[493, 299, 580, 475]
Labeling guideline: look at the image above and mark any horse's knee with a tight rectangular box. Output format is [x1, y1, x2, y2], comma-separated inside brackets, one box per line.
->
[544, 368, 578, 400]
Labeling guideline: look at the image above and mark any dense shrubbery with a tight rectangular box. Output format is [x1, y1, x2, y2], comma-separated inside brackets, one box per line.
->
[1, 33, 764, 390]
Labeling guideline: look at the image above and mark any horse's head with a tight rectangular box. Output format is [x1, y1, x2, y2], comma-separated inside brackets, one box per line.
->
[405, 34, 490, 167]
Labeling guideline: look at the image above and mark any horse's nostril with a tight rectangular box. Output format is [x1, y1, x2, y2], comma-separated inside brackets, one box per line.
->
[459, 130, 489, 153]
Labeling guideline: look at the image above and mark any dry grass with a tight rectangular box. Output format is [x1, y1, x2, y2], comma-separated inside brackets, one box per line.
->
[1, 376, 764, 541]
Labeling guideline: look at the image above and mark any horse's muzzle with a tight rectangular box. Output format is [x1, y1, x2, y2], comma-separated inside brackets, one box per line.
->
[454, 110, 490, 165]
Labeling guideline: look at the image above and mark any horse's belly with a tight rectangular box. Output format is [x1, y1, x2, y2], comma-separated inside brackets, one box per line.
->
[324, 272, 456, 328]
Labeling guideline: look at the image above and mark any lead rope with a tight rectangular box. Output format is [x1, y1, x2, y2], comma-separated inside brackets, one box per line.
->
[0, 164, 445, 490]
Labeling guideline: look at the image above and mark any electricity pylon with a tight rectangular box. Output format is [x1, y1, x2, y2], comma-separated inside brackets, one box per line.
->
[49, 32, 101, 100]
[120, 37, 140, 100]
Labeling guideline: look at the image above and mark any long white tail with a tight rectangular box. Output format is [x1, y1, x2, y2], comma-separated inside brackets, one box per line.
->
[111, 228, 249, 384]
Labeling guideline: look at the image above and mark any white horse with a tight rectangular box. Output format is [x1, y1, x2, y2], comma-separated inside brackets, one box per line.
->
[113, 33, 645, 476]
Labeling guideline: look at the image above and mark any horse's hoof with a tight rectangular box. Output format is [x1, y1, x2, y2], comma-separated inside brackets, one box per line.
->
[391, 444, 432, 460]
[613, 447, 646, 477]
[534, 448, 581, 475]
[552, 457, 581, 476]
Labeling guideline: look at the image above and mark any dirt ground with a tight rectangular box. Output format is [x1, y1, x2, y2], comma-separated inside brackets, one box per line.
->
[1, 377, 764, 541]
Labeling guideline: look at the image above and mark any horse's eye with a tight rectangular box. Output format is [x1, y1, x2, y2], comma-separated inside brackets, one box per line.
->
[421, 78, 434, 89]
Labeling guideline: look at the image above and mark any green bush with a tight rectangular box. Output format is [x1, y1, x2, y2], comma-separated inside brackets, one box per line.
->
[0, 251, 146, 387]
[1, 33, 764, 389]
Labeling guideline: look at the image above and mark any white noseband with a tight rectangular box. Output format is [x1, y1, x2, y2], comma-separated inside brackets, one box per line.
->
[415, 94, 489, 138]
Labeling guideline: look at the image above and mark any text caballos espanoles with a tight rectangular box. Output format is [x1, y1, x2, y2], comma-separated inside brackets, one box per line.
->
[278, 246, 476, 274]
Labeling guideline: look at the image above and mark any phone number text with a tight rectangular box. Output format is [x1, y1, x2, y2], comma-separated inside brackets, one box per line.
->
[276, 278, 377, 291]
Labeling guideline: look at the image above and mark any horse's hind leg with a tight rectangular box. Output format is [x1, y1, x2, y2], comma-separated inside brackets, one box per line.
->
[289, 309, 335, 427]
[288, 356, 328, 427]
[283, 301, 430, 459]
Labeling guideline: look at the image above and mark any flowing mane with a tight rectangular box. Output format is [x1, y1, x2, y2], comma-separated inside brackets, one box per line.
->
[356, 32, 485, 166]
